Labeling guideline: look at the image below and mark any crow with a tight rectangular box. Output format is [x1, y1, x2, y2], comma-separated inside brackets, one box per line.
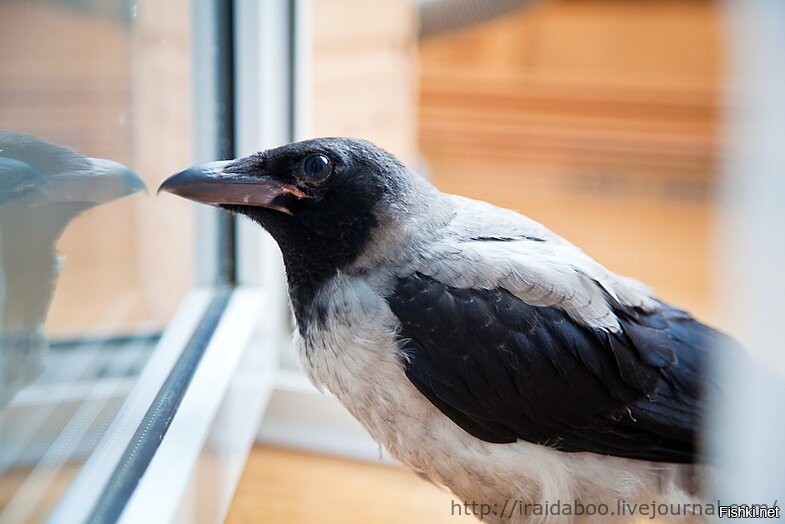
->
[160, 137, 743, 523]
[0, 131, 145, 407]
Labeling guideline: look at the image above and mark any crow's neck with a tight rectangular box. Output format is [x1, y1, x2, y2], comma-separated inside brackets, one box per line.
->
[1, 229, 59, 331]
[248, 210, 378, 332]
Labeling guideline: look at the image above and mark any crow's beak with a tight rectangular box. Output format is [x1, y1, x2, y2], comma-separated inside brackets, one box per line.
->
[158, 159, 304, 215]
[42, 158, 147, 205]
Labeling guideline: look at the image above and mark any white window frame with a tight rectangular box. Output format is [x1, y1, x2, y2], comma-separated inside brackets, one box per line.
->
[49, 1, 292, 522]
[710, 0, 785, 506]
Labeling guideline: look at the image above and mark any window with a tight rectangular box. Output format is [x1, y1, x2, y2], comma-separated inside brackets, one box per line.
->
[1, 1, 281, 521]
[3, 1, 782, 521]
[1, 1, 193, 520]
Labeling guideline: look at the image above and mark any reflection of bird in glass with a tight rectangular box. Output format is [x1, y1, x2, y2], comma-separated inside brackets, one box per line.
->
[0, 130, 146, 407]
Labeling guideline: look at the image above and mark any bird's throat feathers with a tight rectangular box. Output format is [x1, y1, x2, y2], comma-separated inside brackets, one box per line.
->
[240, 204, 379, 330]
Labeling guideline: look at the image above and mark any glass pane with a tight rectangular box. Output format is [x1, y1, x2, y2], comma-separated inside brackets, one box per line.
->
[0, 1, 194, 520]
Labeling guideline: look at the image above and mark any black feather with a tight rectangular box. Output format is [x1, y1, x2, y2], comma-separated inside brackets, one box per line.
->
[388, 272, 742, 463]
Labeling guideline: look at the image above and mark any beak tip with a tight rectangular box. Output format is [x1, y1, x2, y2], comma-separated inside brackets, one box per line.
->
[129, 174, 148, 196]
[157, 168, 192, 197]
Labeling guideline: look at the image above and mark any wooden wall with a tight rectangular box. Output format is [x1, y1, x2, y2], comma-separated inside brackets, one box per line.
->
[419, 0, 721, 181]
[308, 0, 418, 164]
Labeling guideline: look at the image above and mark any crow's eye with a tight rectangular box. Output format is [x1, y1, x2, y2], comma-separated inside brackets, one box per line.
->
[302, 154, 332, 180]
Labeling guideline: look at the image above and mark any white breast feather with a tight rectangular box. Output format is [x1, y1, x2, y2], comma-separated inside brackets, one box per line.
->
[297, 273, 699, 524]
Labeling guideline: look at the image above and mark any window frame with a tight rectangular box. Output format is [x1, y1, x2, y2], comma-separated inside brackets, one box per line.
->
[709, 0, 785, 507]
[49, 1, 294, 521]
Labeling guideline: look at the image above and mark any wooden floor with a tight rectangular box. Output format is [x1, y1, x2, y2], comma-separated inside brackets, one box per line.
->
[225, 446, 461, 524]
[226, 447, 669, 524]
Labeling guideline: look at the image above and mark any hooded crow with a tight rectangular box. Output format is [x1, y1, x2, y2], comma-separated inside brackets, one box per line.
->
[160, 137, 742, 522]
[1, 130, 146, 406]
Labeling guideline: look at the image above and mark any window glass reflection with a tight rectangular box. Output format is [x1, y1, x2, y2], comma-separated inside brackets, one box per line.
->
[0, 0, 194, 520]
[1, 131, 146, 406]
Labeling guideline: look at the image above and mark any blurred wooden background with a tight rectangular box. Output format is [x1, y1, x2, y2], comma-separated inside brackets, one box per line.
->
[419, 0, 720, 181]
[308, 0, 418, 165]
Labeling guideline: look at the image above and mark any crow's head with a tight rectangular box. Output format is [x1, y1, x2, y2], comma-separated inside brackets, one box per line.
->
[1, 131, 146, 406]
[1, 131, 147, 240]
[1, 131, 146, 331]
[159, 138, 420, 294]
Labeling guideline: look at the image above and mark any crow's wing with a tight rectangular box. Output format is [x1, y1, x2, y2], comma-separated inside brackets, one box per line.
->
[388, 271, 737, 463]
